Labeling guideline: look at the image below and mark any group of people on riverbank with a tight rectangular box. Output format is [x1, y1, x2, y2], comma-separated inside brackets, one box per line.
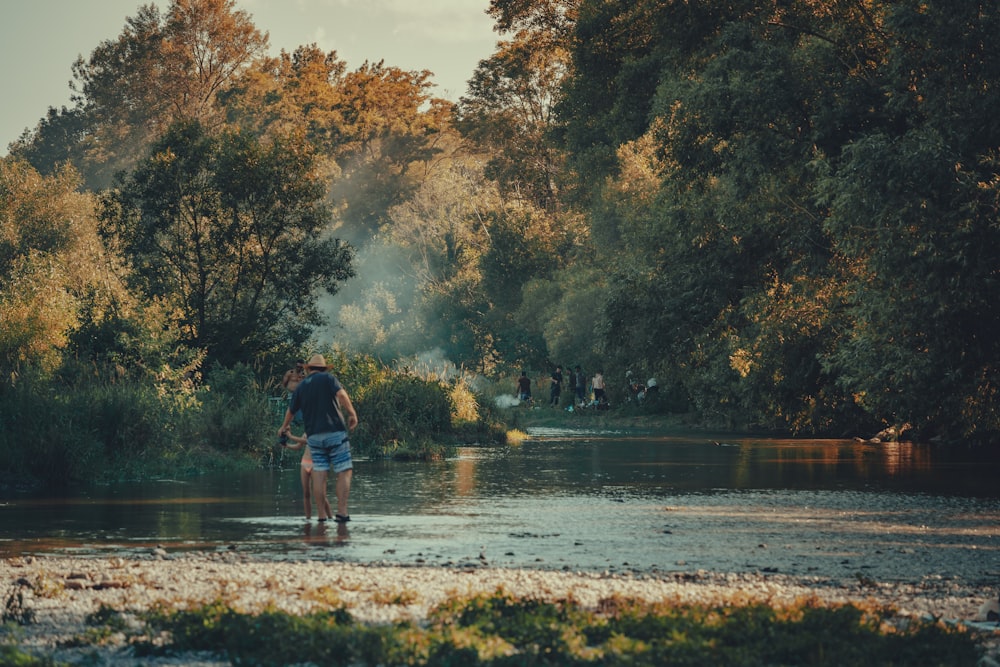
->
[518, 366, 607, 409]
[277, 355, 359, 524]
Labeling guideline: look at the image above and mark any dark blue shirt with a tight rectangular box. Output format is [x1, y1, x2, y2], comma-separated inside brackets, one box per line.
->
[289, 372, 346, 435]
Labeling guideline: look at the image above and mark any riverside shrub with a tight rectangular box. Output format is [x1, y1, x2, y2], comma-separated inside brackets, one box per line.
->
[352, 374, 452, 459]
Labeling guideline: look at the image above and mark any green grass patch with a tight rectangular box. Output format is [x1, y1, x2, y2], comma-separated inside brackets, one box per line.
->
[0, 643, 67, 666]
[103, 591, 984, 666]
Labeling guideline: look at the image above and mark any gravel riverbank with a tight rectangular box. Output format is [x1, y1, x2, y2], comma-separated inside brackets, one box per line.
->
[3, 552, 999, 665]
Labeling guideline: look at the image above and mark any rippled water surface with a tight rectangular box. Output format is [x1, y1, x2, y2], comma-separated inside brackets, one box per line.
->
[3, 428, 999, 578]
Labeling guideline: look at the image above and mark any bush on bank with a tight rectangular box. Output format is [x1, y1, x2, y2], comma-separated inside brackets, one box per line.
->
[0, 353, 507, 488]
[0, 363, 272, 487]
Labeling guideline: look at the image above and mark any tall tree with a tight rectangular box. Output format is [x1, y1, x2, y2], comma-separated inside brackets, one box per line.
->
[13, 0, 267, 190]
[458, 1, 576, 212]
[221, 44, 349, 154]
[331, 61, 451, 240]
[553, 0, 1000, 441]
[159, 0, 267, 122]
[99, 121, 354, 366]
[0, 158, 105, 382]
[818, 2, 1000, 441]
[224, 48, 452, 242]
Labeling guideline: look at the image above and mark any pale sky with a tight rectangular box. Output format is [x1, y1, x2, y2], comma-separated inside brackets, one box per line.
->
[0, 0, 499, 154]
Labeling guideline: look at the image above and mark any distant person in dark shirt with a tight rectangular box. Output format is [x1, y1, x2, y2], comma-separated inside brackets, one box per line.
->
[574, 365, 586, 406]
[517, 370, 533, 406]
[550, 365, 563, 407]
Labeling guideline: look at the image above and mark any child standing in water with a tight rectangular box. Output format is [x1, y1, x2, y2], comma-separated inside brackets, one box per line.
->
[281, 429, 333, 521]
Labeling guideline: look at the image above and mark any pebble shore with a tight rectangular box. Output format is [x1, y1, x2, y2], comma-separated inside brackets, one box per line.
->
[3, 551, 999, 666]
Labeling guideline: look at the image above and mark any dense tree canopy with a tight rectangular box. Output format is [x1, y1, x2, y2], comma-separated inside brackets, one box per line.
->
[544, 0, 1000, 440]
[457, 35, 567, 211]
[5, 0, 1000, 444]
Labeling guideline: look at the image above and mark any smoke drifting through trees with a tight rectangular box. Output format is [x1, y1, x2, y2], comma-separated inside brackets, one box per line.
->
[316, 240, 420, 360]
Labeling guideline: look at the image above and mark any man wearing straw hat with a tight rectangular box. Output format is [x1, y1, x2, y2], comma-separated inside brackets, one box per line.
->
[279, 354, 359, 523]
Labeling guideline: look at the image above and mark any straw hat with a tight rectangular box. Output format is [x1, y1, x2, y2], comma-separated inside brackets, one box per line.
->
[305, 354, 328, 370]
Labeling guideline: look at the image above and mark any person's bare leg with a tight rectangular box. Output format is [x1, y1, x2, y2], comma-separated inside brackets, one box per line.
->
[312, 470, 330, 520]
[336, 469, 352, 518]
[301, 469, 312, 519]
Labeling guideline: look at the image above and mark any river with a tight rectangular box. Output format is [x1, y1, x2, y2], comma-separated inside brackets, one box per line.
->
[2, 427, 999, 583]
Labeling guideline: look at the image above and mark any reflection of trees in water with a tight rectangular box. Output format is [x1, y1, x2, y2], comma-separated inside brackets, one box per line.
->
[454, 457, 477, 497]
[727, 439, 932, 490]
[3, 436, 994, 561]
[878, 441, 927, 477]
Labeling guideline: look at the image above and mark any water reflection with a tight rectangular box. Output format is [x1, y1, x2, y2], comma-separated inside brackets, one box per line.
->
[1, 431, 998, 574]
[409, 435, 995, 499]
[300, 521, 350, 548]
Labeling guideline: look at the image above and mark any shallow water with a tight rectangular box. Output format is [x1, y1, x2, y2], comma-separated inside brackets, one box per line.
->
[2, 428, 999, 579]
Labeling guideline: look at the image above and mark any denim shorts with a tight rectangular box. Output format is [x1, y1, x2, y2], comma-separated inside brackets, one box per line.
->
[307, 432, 353, 473]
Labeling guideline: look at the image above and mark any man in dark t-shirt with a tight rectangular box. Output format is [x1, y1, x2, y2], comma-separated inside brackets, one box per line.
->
[280, 354, 358, 523]
[574, 365, 586, 406]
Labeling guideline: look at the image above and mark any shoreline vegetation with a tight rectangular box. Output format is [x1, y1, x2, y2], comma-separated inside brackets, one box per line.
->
[3, 372, 999, 664]
[2, 554, 995, 666]
[0, 354, 987, 495]
[0, 353, 735, 493]
[0, 357, 503, 491]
